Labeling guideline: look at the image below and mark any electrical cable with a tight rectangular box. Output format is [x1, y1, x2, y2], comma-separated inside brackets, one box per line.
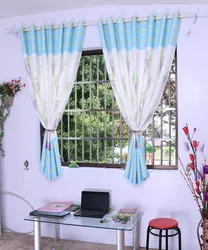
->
[0, 191, 34, 234]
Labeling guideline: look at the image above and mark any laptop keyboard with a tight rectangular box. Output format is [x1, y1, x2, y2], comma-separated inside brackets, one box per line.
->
[75, 209, 105, 218]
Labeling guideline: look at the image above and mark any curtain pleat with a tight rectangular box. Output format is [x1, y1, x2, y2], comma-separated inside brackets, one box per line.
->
[98, 13, 181, 185]
[20, 23, 86, 180]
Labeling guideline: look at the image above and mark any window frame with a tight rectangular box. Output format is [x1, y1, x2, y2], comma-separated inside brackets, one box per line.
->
[40, 49, 178, 170]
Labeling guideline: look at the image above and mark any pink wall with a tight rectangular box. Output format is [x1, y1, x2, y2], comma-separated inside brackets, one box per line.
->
[1, 4, 208, 249]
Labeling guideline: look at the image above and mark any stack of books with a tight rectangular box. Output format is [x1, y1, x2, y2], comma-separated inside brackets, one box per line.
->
[29, 202, 81, 218]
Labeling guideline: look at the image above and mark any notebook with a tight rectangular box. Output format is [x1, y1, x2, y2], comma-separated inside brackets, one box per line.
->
[29, 209, 70, 218]
[29, 201, 72, 218]
[36, 201, 72, 212]
[74, 191, 109, 218]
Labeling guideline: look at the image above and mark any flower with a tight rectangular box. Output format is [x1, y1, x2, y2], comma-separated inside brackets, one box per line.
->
[0, 77, 25, 156]
[179, 124, 208, 250]
[179, 124, 206, 216]
[189, 162, 195, 171]
[112, 214, 130, 224]
[193, 140, 198, 149]
[189, 154, 195, 162]
[0, 77, 25, 96]
[183, 126, 189, 135]
[196, 181, 200, 188]
[205, 193, 208, 201]
[203, 165, 208, 174]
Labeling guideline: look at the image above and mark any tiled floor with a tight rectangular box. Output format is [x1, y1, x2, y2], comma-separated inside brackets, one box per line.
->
[0, 232, 153, 250]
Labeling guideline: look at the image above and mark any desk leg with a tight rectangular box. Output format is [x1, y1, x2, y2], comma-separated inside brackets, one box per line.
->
[54, 222, 60, 242]
[116, 230, 125, 250]
[33, 219, 41, 250]
[133, 222, 140, 250]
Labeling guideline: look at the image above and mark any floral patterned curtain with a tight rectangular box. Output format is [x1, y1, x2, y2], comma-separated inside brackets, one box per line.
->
[98, 13, 181, 185]
[20, 23, 86, 180]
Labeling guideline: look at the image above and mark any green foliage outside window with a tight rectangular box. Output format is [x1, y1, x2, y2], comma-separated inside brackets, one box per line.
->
[57, 53, 176, 167]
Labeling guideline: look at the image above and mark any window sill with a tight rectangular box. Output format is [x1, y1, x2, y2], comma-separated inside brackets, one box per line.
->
[61, 162, 177, 170]
[147, 165, 177, 170]
[62, 162, 125, 169]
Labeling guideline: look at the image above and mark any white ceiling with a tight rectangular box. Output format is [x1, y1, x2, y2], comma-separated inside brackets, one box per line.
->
[1, 0, 208, 18]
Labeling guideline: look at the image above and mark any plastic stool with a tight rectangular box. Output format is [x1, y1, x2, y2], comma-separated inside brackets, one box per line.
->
[146, 218, 182, 250]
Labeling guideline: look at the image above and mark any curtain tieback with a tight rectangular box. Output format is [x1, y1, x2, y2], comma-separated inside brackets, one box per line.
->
[43, 129, 56, 136]
[43, 129, 56, 151]
[131, 130, 142, 134]
[131, 130, 143, 148]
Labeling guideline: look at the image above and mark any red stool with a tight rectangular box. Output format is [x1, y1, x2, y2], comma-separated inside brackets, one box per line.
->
[146, 218, 181, 250]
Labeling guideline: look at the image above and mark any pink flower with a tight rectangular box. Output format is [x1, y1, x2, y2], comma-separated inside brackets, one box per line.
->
[183, 126, 189, 135]
[189, 154, 195, 162]
[189, 162, 195, 171]
[193, 140, 198, 149]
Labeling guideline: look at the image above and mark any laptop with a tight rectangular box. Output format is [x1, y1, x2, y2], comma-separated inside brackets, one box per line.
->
[74, 191, 109, 218]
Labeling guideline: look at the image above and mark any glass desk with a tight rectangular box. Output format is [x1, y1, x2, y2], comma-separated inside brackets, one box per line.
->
[25, 211, 143, 250]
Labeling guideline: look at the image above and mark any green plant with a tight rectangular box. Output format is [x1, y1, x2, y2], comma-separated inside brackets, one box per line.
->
[68, 161, 78, 168]
[0, 77, 25, 156]
[164, 146, 175, 155]
[146, 144, 157, 153]
[0, 78, 25, 96]
[112, 214, 130, 224]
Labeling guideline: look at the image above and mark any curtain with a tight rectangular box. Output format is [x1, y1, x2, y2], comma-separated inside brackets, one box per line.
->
[20, 23, 86, 180]
[98, 13, 181, 185]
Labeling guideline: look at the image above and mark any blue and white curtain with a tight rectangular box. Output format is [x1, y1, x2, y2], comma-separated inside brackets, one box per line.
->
[20, 23, 86, 180]
[98, 13, 181, 185]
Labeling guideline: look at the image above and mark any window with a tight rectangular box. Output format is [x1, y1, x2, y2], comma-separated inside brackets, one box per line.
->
[55, 50, 177, 169]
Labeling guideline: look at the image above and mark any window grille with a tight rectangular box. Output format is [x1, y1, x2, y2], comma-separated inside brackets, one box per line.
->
[56, 50, 177, 169]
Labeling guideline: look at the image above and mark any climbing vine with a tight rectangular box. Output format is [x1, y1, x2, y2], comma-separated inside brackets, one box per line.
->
[0, 78, 25, 156]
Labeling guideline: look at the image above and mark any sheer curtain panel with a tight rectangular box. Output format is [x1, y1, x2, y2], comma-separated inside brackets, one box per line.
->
[98, 13, 181, 185]
[20, 23, 86, 180]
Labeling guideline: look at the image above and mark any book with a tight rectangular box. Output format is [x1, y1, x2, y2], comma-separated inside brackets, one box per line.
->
[117, 208, 137, 217]
[29, 209, 70, 218]
[36, 202, 72, 213]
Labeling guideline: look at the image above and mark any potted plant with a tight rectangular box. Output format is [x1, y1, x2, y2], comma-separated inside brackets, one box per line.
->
[146, 144, 156, 164]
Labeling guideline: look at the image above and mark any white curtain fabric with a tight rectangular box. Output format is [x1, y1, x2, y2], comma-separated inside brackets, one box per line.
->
[98, 13, 181, 184]
[20, 23, 86, 180]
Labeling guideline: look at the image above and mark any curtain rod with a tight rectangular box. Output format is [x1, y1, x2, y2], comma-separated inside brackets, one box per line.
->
[4, 11, 208, 36]
[20, 11, 208, 31]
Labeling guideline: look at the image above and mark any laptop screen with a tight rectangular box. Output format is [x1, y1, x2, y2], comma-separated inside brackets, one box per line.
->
[81, 191, 109, 211]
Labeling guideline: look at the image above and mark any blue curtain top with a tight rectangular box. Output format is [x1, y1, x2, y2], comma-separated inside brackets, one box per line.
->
[20, 22, 86, 56]
[98, 13, 181, 52]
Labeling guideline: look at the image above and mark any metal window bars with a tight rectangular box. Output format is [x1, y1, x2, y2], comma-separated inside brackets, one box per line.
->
[57, 52, 177, 169]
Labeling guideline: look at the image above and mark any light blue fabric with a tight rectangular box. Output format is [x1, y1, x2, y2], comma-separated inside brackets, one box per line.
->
[124, 134, 149, 185]
[20, 22, 86, 181]
[98, 13, 181, 52]
[40, 132, 63, 180]
[98, 13, 181, 185]
[20, 22, 86, 56]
